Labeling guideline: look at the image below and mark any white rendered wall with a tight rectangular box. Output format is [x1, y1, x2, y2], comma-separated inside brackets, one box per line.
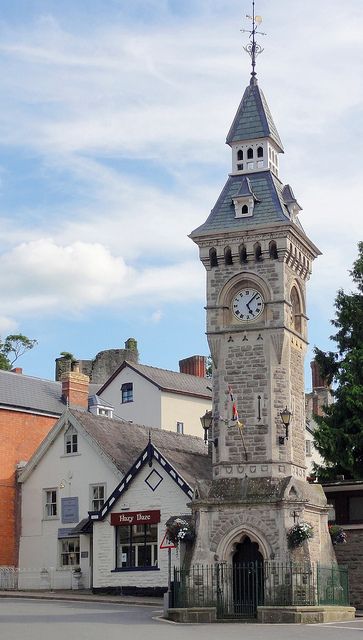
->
[18, 420, 121, 587]
[161, 391, 211, 437]
[93, 459, 191, 589]
[99, 367, 162, 428]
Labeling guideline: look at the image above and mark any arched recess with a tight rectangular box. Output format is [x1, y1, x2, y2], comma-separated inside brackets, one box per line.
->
[217, 271, 272, 316]
[224, 246, 233, 265]
[290, 284, 303, 333]
[216, 522, 273, 564]
[254, 242, 262, 261]
[209, 247, 218, 268]
[269, 240, 278, 259]
[239, 244, 247, 264]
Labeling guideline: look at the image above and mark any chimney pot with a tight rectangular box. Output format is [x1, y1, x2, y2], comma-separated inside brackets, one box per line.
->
[11, 368, 23, 374]
[61, 369, 89, 409]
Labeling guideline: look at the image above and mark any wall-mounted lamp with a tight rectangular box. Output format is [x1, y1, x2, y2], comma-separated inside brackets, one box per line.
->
[279, 406, 292, 445]
[200, 410, 218, 447]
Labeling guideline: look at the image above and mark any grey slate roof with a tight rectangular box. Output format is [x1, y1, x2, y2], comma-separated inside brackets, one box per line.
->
[235, 176, 256, 198]
[98, 361, 212, 399]
[70, 409, 211, 487]
[0, 369, 64, 415]
[190, 170, 305, 237]
[226, 80, 284, 151]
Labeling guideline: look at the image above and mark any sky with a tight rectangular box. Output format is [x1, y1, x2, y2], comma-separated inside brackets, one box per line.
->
[0, 0, 362, 389]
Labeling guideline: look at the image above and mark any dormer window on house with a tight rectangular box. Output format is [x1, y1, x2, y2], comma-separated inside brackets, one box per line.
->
[98, 407, 113, 418]
[121, 382, 133, 403]
[64, 425, 78, 454]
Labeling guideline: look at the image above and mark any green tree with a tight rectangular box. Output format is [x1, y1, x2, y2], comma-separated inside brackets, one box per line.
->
[0, 334, 38, 371]
[313, 242, 363, 480]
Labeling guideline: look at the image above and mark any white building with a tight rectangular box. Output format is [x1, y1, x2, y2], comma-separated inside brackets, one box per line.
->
[18, 407, 210, 592]
[97, 358, 212, 437]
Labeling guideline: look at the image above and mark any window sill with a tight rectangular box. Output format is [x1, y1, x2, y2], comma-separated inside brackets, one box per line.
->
[60, 453, 81, 458]
[112, 566, 160, 573]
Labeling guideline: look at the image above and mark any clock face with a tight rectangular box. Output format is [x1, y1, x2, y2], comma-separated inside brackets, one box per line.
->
[232, 288, 264, 321]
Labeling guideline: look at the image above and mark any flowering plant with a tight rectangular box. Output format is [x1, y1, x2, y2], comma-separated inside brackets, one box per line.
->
[166, 518, 195, 545]
[287, 522, 314, 549]
[329, 525, 347, 545]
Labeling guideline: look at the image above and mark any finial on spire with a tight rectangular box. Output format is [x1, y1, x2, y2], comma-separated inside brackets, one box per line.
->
[241, 1, 266, 84]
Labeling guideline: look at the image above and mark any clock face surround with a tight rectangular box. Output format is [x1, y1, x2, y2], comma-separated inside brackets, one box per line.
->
[232, 288, 265, 322]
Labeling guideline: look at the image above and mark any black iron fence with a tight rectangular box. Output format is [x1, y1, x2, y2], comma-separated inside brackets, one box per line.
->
[172, 562, 349, 619]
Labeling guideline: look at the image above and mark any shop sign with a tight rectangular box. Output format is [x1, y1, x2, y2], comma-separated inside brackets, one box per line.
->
[110, 509, 160, 526]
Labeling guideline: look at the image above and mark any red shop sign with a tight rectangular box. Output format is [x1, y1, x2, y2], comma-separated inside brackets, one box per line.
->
[110, 510, 161, 527]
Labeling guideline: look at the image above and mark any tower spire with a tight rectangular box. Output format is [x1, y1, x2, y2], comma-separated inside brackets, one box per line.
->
[241, 1, 266, 84]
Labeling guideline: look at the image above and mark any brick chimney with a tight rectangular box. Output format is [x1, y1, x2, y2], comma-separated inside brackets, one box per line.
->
[179, 355, 206, 378]
[11, 368, 23, 374]
[310, 360, 328, 389]
[61, 361, 89, 409]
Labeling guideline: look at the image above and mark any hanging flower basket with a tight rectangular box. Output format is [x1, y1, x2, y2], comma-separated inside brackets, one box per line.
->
[329, 525, 347, 545]
[287, 522, 314, 549]
[166, 517, 195, 546]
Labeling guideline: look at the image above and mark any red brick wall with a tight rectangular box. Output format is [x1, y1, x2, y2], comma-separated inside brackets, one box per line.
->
[335, 529, 363, 609]
[0, 409, 57, 566]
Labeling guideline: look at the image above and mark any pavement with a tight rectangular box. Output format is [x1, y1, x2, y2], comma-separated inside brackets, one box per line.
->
[0, 589, 362, 617]
[0, 589, 163, 607]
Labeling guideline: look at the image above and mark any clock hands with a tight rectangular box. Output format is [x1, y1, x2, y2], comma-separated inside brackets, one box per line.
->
[246, 292, 258, 313]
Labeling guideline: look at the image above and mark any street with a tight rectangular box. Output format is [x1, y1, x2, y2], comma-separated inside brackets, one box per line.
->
[0, 599, 362, 640]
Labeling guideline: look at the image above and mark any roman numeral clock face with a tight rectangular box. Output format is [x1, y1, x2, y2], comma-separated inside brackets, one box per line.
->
[232, 288, 265, 321]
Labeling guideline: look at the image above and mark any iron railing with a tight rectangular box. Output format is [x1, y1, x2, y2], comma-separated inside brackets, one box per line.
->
[173, 562, 349, 618]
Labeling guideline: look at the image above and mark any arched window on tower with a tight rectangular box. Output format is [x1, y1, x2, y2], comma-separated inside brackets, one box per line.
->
[290, 286, 302, 334]
[254, 242, 262, 261]
[257, 146, 263, 158]
[239, 244, 247, 263]
[209, 247, 218, 268]
[237, 150, 243, 161]
[269, 241, 278, 259]
[247, 148, 253, 159]
[242, 204, 249, 215]
[224, 246, 233, 265]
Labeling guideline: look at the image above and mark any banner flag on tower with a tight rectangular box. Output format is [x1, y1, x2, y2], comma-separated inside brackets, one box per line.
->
[228, 385, 244, 429]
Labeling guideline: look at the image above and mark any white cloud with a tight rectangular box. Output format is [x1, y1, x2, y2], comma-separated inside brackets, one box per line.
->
[0, 316, 18, 335]
[0, 1, 361, 330]
[150, 310, 163, 324]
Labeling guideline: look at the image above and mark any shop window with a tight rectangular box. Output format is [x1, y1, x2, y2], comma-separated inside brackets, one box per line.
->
[44, 488, 58, 519]
[116, 524, 158, 569]
[349, 496, 363, 522]
[121, 382, 133, 403]
[60, 537, 80, 566]
[64, 425, 78, 454]
[90, 484, 106, 511]
[176, 421, 184, 434]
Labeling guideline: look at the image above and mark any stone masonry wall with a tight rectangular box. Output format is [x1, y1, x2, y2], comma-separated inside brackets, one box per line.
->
[334, 529, 363, 609]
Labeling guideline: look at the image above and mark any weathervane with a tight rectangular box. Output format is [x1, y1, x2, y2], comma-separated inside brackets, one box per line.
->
[241, 1, 266, 83]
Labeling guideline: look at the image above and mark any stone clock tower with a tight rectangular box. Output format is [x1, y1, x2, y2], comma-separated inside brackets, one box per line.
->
[189, 20, 336, 568]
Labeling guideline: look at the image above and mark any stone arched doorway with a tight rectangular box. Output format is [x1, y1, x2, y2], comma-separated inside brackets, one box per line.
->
[232, 536, 264, 616]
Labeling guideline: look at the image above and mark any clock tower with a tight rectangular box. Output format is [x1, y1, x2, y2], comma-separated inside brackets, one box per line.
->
[189, 13, 336, 567]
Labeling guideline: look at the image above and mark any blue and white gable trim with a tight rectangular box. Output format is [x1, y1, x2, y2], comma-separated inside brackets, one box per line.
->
[89, 441, 193, 521]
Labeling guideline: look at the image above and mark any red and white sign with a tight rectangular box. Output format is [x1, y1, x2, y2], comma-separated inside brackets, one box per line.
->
[160, 531, 176, 550]
[110, 510, 160, 527]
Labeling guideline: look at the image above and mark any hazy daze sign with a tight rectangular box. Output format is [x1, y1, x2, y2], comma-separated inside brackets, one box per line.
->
[110, 510, 160, 526]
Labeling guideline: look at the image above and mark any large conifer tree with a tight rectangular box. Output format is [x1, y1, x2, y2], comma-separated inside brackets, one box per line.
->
[313, 242, 363, 480]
